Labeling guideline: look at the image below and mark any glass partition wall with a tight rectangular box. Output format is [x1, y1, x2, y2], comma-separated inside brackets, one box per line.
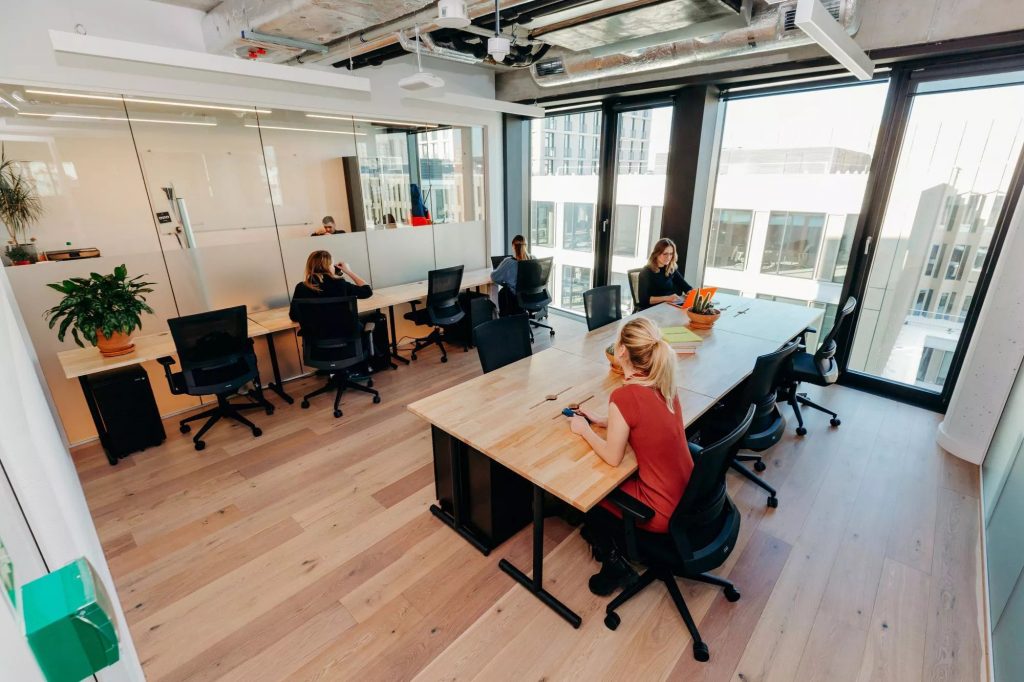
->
[0, 82, 488, 443]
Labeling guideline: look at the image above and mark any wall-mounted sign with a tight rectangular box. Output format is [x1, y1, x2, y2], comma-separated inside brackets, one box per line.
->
[155, 211, 172, 224]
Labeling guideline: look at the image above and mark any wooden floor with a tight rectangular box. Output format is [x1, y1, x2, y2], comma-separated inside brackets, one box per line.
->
[72, 314, 987, 682]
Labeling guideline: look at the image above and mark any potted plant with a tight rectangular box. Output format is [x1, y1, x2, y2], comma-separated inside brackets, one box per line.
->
[686, 289, 721, 330]
[0, 145, 43, 266]
[605, 343, 624, 375]
[44, 265, 155, 357]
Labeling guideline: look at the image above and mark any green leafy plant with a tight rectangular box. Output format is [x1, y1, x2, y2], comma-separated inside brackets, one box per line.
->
[44, 265, 155, 347]
[0, 145, 44, 246]
[690, 290, 719, 315]
[6, 244, 32, 263]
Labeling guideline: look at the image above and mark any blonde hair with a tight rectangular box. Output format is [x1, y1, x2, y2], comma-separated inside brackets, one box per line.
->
[303, 250, 336, 292]
[647, 237, 678, 275]
[617, 317, 677, 412]
[512, 234, 529, 261]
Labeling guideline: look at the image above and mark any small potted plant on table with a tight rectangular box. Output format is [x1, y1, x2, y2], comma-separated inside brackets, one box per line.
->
[686, 289, 721, 330]
[44, 265, 155, 357]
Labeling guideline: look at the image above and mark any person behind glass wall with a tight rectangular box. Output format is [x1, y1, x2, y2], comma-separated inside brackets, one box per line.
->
[289, 250, 372, 322]
[311, 216, 345, 236]
[637, 237, 692, 310]
[491, 234, 530, 314]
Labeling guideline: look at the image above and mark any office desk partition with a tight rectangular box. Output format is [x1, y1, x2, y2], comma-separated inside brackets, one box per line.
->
[407, 298, 823, 627]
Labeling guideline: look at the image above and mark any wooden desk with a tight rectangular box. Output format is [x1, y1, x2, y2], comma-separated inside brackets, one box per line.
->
[408, 298, 823, 627]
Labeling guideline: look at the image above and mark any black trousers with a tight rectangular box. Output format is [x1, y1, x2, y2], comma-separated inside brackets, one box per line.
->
[581, 506, 630, 560]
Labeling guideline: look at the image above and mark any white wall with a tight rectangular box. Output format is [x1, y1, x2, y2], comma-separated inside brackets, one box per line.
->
[0, 265, 144, 681]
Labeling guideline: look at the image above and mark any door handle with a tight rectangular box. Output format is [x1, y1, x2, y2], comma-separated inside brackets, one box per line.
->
[863, 235, 873, 256]
[601, 219, 609, 233]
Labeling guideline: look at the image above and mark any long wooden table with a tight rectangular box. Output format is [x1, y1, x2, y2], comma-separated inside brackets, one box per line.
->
[407, 296, 822, 627]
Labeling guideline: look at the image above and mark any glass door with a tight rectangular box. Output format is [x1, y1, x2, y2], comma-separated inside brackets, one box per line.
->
[528, 110, 602, 313]
[846, 77, 1024, 394]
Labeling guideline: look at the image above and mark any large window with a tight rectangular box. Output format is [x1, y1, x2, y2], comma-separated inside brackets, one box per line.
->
[563, 202, 594, 252]
[761, 211, 826, 278]
[612, 205, 640, 257]
[707, 209, 753, 269]
[560, 265, 591, 312]
[530, 201, 555, 248]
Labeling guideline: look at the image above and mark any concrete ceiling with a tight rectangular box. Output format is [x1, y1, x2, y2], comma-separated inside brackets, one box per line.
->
[151, 0, 222, 12]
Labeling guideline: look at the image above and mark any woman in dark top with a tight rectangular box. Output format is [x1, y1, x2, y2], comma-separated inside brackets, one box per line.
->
[289, 250, 373, 323]
[637, 237, 692, 310]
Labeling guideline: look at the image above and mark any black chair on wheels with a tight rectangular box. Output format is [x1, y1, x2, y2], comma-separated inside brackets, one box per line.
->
[780, 297, 857, 436]
[601, 404, 755, 662]
[404, 265, 466, 363]
[490, 254, 511, 269]
[626, 268, 642, 313]
[293, 297, 380, 418]
[473, 314, 532, 374]
[583, 285, 622, 331]
[515, 257, 555, 339]
[158, 305, 274, 451]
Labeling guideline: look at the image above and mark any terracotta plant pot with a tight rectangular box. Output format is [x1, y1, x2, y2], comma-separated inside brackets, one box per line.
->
[605, 345, 624, 375]
[686, 309, 721, 330]
[95, 329, 135, 357]
[13, 260, 30, 266]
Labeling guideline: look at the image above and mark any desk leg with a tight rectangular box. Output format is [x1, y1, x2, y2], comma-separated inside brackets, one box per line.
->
[263, 334, 294, 404]
[79, 376, 117, 466]
[498, 484, 582, 628]
[388, 305, 410, 365]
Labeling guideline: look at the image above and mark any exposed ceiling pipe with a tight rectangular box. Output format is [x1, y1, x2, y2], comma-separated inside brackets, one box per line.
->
[397, 28, 484, 64]
[530, 0, 862, 87]
[291, 0, 538, 66]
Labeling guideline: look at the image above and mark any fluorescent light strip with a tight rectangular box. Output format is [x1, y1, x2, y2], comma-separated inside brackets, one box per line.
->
[18, 112, 216, 126]
[24, 89, 271, 114]
[244, 123, 364, 136]
[306, 113, 438, 128]
[544, 101, 600, 113]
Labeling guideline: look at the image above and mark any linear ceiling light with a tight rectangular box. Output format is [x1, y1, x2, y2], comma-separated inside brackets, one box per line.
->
[244, 123, 365, 136]
[794, 0, 873, 81]
[17, 112, 217, 126]
[24, 89, 271, 113]
[544, 102, 600, 113]
[305, 113, 437, 128]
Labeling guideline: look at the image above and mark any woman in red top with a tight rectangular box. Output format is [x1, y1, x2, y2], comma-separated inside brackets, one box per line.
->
[568, 317, 694, 595]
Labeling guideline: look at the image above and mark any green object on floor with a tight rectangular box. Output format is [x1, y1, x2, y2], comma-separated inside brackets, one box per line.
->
[22, 557, 120, 681]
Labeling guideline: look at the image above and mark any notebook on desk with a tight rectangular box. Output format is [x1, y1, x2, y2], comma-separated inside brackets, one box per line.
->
[662, 326, 702, 354]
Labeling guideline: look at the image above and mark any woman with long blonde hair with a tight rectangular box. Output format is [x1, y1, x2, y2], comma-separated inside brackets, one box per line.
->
[288, 250, 372, 322]
[568, 317, 694, 595]
[637, 237, 692, 310]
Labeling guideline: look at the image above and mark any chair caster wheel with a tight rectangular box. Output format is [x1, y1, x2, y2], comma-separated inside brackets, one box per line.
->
[333, 409, 342, 418]
[550, 330, 556, 336]
[301, 400, 310, 409]
[830, 418, 841, 427]
[366, 378, 374, 387]
[265, 406, 274, 415]
[252, 428, 262, 438]
[194, 440, 206, 451]
[724, 586, 741, 602]
[767, 496, 779, 509]
[754, 460, 766, 472]
[373, 395, 381, 404]
[441, 356, 448, 363]
[604, 613, 620, 631]
[693, 642, 710, 662]
[796, 426, 807, 436]
[180, 424, 191, 434]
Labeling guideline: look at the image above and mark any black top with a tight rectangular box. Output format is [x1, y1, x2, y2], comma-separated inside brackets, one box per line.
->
[289, 276, 372, 323]
[637, 266, 692, 310]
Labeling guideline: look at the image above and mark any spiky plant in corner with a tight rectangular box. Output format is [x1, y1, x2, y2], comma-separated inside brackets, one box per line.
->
[44, 265, 155, 356]
[0, 145, 43, 264]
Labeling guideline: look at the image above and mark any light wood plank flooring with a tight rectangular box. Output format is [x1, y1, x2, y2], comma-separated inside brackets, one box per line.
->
[71, 314, 986, 681]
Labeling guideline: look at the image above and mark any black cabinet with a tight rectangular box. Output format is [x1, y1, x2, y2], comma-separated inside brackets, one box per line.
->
[79, 366, 165, 465]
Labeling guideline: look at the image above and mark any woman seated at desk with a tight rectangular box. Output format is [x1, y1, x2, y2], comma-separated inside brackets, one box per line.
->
[637, 238, 692, 310]
[491, 234, 530, 314]
[567, 317, 694, 595]
[289, 250, 372, 322]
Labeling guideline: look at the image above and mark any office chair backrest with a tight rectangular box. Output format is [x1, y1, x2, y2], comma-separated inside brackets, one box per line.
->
[516, 257, 553, 311]
[626, 268, 642, 313]
[473, 314, 532, 373]
[670, 404, 754, 570]
[739, 341, 799, 411]
[293, 297, 365, 370]
[583, 285, 622, 331]
[426, 265, 465, 326]
[491, 255, 511, 269]
[814, 296, 857, 382]
[167, 305, 256, 395]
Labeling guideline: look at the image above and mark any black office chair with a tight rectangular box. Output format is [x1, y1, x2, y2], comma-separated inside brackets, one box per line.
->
[404, 265, 466, 363]
[516, 256, 555, 339]
[626, 268, 642, 313]
[583, 285, 622, 332]
[725, 342, 799, 509]
[293, 297, 380, 418]
[158, 305, 273, 451]
[601, 404, 755, 662]
[473, 315, 532, 374]
[780, 297, 857, 436]
[491, 254, 511, 269]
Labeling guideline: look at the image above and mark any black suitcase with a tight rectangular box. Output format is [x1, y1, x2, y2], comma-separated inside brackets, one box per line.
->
[443, 291, 496, 348]
[82, 365, 166, 465]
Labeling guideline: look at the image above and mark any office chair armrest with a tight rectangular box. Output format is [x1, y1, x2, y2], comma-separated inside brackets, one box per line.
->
[156, 356, 182, 395]
[363, 321, 375, 333]
[156, 356, 175, 367]
[606, 489, 655, 522]
[687, 441, 704, 457]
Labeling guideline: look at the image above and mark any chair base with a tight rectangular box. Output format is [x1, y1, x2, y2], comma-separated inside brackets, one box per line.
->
[408, 327, 467, 363]
[300, 370, 380, 418]
[730, 460, 779, 508]
[604, 567, 739, 662]
[784, 386, 841, 437]
[178, 387, 273, 452]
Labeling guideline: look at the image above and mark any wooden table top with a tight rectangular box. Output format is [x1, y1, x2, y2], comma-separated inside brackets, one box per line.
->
[249, 267, 495, 334]
[409, 297, 823, 510]
[58, 320, 271, 379]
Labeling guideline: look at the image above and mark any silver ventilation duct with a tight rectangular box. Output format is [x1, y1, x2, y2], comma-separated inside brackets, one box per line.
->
[396, 29, 484, 65]
[530, 0, 858, 87]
